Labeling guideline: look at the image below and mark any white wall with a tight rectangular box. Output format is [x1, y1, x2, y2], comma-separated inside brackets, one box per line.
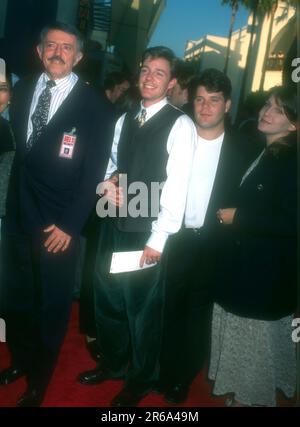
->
[264, 70, 282, 90]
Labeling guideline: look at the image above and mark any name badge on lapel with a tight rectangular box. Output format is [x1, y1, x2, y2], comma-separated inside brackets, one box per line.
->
[59, 128, 77, 159]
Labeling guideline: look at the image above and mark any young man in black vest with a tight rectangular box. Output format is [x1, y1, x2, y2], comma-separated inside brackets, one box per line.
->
[157, 68, 247, 404]
[78, 46, 197, 407]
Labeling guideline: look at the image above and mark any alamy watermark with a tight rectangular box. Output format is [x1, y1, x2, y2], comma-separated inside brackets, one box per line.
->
[292, 318, 300, 343]
[0, 317, 299, 344]
[0, 318, 6, 343]
[291, 58, 300, 83]
[96, 174, 164, 219]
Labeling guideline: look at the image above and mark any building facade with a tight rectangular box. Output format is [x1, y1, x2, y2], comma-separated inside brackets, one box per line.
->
[185, 1, 296, 118]
[0, 0, 165, 80]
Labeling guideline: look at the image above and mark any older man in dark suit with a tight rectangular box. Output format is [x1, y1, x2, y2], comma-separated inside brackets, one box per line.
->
[0, 22, 113, 406]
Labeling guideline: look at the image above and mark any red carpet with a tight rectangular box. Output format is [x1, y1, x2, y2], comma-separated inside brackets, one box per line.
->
[0, 303, 295, 407]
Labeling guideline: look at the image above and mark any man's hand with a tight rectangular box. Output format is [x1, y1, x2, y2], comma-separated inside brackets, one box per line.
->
[101, 175, 124, 208]
[139, 246, 162, 268]
[105, 184, 124, 207]
[44, 225, 72, 253]
[217, 208, 237, 225]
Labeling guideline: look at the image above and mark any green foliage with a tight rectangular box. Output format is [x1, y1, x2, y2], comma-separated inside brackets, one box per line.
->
[242, 0, 295, 15]
[221, 0, 240, 8]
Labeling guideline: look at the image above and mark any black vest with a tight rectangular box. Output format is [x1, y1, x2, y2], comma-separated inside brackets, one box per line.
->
[117, 104, 183, 232]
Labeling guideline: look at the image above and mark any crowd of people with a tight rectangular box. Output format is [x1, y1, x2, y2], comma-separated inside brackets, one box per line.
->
[0, 21, 297, 408]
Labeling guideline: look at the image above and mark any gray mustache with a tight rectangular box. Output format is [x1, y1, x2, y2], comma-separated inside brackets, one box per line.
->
[48, 56, 65, 64]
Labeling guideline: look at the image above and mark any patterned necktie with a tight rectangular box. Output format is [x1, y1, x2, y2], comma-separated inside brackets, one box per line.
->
[27, 79, 56, 150]
[137, 108, 147, 127]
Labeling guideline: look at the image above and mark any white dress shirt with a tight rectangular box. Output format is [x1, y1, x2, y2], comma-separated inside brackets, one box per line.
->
[104, 98, 198, 253]
[185, 133, 224, 229]
[27, 72, 78, 141]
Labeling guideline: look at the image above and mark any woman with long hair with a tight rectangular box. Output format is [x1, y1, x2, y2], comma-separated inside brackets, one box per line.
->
[209, 86, 298, 407]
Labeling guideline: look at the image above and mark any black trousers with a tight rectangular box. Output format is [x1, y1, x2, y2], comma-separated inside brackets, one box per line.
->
[79, 216, 102, 337]
[93, 220, 165, 391]
[159, 228, 213, 387]
[0, 222, 78, 393]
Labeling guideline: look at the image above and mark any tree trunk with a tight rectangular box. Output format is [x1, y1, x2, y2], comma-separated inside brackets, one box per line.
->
[224, 2, 238, 75]
[259, 2, 278, 90]
[236, 2, 258, 123]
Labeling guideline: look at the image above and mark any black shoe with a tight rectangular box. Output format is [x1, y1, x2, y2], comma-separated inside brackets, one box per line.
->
[78, 366, 111, 385]
[111, 385, 148, 407]
[0, 366, 25, 385]
[17, 388, 44, 407]
[164, 383, 190, 405]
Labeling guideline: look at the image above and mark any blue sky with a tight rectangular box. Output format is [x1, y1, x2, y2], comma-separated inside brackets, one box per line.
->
[149, 0, 250, 58]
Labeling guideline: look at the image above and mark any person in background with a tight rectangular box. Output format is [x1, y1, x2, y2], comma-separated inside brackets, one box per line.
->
[79, 82, 140, 359]
[168, 60, 195, 117]
[104, 71, 131, 105]
[0, 72, 15, 233]
[0, 67, 19, 121]
[78, 75, 129, 355]
[114, 85, 141, 118]
[210, 86, 297, 407]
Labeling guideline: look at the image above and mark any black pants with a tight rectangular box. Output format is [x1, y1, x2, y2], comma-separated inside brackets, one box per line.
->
[0, 223, 78, 393]
[93, 220, 165, 391]
[159, 228, 213, 387]
[79, 216, 102, 337]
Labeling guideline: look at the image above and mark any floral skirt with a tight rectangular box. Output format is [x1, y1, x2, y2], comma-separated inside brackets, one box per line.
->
[208, 303, 297, 407]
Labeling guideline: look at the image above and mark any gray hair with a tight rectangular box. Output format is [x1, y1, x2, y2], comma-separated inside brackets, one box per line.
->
[39, 22, 84, 54]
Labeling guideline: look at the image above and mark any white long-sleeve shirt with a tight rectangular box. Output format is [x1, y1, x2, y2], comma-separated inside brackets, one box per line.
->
[104, 98, 197, 253]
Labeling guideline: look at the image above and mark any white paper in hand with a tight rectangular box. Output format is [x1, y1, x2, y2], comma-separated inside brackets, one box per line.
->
[110, 251, 157, 274]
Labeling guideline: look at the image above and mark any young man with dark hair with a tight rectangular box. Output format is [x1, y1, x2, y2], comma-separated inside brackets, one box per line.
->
[0, 22, 113, 406]
[78, 46, 197, 407]
[157, 68, 247, 405]
[190, 67, 232, 102]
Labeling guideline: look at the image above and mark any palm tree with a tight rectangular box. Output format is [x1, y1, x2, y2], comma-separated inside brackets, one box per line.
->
[237, 0, 260, 118]
[259, 1, 279, 90]
[238, 0, 295, 114]
[222, 0, 240, 74]
[260, 0, 296, 90]
[236, 0, 277, 121]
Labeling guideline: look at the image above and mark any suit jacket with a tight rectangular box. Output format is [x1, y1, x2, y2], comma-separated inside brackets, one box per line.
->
[6, 75, 114, 236]
[168, 131, 247, 264]
[165, 130, 247, 294]
[200, 130, 248, 241]
[213, 144, 297, 320]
